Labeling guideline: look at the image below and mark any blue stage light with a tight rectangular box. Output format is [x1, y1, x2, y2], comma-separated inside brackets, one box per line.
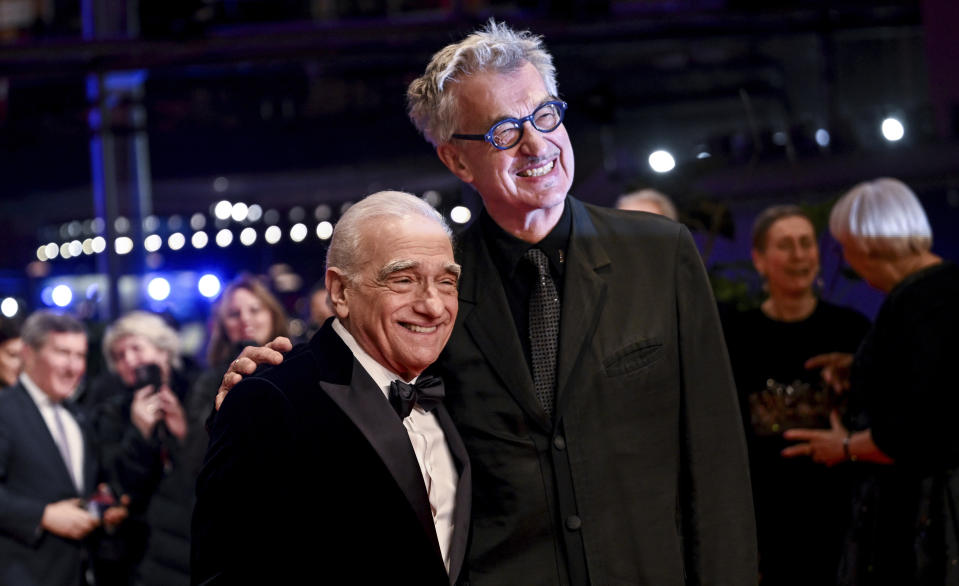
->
[147, 277, 171, 301]
[52, 284, 73, 307]
[198, 274, 222, 299]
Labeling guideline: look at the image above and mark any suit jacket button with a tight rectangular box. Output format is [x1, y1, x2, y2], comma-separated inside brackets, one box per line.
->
[565, 515, 582, 531]
[553, 435, 566, 450]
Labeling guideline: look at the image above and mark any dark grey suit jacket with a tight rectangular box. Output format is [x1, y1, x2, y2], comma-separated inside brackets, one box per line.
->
[191, 321, 471, 585]
[0, 382, 98, 586]
[431, 197, 757, 585]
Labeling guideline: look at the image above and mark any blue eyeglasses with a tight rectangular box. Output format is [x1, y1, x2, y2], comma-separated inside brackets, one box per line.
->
[452, 100, 568, 150]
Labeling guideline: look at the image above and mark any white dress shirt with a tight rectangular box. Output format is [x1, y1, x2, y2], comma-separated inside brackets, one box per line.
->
[332, 319, 458, 572]
[20, 373, 86, 494]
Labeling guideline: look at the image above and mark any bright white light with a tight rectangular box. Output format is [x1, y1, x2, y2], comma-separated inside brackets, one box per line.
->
[68, 240, 82, 257]
[144, 234, 162, 252]
[648, 150, 676, 173]
[214, 200, 232, 220]
[45, 243, 59, 260]
[147, 277, 171, 301]
[115, 236, 134, 255]
[37, 246, 48, 262]
[265, 225, 282, 244]
[248, 204, 263, 222]
[316, 221, 333, 240]
[1, 297, 18, 318]
[231, 202, 249, 222]
[198, 274, 222, 298]
[815, 128, 831, 147]
[190, 213, 206, 230]
[192, 231, 209, 249]
[216, 229, 233, 248]
[290, 223, 307, 243]
[450, 206, 472, 224]
[168, 233, 186, 250]
[82, 239, 94, 255]
[696, 151, 711, 159]
[52, 285, 73, 307]
[240, 227, 257, 246]
[60, 243, 71, 259]
[92, 236, 106, 253]
[881, 117, 905, 142]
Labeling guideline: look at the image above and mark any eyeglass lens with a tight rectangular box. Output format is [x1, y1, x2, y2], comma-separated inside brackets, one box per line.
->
[491, 102, 564, 149]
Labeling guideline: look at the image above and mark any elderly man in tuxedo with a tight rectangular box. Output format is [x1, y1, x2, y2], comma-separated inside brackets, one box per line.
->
[191, 191, 471, 585]
[220, 21, 755, 586]
[0, 311, 100, 585]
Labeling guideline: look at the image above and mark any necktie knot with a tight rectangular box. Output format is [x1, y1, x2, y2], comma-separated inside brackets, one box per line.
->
[388, 375, 445, 420]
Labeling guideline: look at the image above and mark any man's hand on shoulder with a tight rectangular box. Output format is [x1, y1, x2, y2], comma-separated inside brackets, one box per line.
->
[215, 336, 292, 411]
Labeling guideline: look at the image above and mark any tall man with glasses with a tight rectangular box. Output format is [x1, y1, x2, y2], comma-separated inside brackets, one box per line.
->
[218, 20, 756, 586]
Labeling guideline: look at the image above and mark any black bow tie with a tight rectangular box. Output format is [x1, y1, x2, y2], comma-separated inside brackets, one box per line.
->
[388, 375, 445, 420]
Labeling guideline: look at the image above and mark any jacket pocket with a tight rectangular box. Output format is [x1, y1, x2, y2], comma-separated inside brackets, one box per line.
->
[603, 338, 664, 377]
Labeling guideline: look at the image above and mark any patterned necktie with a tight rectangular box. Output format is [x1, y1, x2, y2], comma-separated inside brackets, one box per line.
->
[388, 375, 445, 420]
[525, 247, 560, 417]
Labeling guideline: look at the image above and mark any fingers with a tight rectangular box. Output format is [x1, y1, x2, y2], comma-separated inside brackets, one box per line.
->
[236, 346, 285, 371]
[782, 428, 820, 441]
[829, 410, 846, 431]
[804, 352, 839, 369]
[266, 336, 293, 353]
[781, 443, 812, 459]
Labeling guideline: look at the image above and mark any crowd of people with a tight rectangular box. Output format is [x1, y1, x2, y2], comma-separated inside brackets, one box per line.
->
[0, 20, 956, 586]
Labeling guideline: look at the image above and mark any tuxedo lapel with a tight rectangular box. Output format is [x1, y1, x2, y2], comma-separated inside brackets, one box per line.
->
[13, 384, 80, 495]
[434, 405, 471, 584]
[319, 360, 442, 560]
[457, 226, 552, 432]
[555, 199, 610, 418]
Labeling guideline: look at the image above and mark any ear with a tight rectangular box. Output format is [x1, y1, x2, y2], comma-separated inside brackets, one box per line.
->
[437, 143, 475, 184]
[325, 268, 351, 320]
[750, 248, 766, 277]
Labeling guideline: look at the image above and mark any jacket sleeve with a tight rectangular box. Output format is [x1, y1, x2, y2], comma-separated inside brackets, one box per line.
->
[0, 424, 47, 546]
[673, 225, 758, 584]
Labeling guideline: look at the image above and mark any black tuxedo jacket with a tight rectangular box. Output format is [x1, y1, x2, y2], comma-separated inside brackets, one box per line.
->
[0, 383, 98, 586]
[430, 197, 757, 585]
[191, 322, 471, 585]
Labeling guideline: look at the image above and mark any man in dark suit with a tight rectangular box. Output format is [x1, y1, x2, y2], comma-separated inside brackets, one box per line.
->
[191, 191, 471, 585]
[0, 311, 100, 586]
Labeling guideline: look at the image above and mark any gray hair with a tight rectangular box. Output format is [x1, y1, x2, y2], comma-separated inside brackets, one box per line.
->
[751, 204, 813, 252]
[407, 19, 558, 146]
[21, 311, 86, 350]
[830, 177, 932, 258]
[102, 310, 182, 372]
[615, 189, 679, 222]
[327, 191, 453, 281]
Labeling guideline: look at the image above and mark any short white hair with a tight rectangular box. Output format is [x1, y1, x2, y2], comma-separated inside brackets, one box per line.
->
[407, 19, 558, 147]
[615, 189, 679, 221]
[102, 311, 182, 371]
[326, 191, 452, 281]
[830, 177, 932, 258]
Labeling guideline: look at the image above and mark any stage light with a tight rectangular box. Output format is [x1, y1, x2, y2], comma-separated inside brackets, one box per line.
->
[168, 233, 186, 251]
[450, 206, 471, 224]
[192, 232, 209, 249]
[40, 286, 54, 306]
[147, 277, 171, 301]
[68, 240, 82, 257]
[1, 297, 18, 318]
[265, 225, 281, 244]
[198, 274, 222, 299]
[82, 239, 94, 255]
[45, 243, 59, 260]
[115, 236, 134, 255]
[144, 215, 160, 233]
[264, 209, 280, 225]
[144, 234, 162, 252]
[314, 204, 331, 221]
[232, 202, 249, 222]
[91, 217, 105, 234]
[216, 229, 233, 248]
[214, 176, 229, 193]
[881, 117, 904, 142]
[423, 190, 442, 207]
[190, 213, 206, 230]
[92, 237, 106, 253]
[696, 151, 711, 159]
[214, 200, 232, 220]
[289, 207, 305, 222]
[316, 221, 333, 240]
[815, 128, 831, 147]
[290, 223, 307, 243]
[168, 215, 184, 231]
[115, 217, 130, 233]
[240, 227, 257, 246]
[52, 284, 73, 307]
[248, 204, 263, 222]
[648, 150, 676, 173]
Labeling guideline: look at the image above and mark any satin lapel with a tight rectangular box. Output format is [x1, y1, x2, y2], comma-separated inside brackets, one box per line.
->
[319, 361, 442, 559]
[14, 385, 79, 494]
[434, 405, 471, 585]
[458, 226, 551, 432]
[555, 199, 610, 418]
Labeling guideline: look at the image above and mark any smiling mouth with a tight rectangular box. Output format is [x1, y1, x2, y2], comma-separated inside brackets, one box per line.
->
[401, 323, 438, 333]
[517, 160, 554, 178]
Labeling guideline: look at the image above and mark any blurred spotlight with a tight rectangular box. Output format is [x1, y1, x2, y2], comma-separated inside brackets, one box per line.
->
[290, 223, 307, 243]
[190, 213, 207, 230]
[339, 202, 353, 215]
[52, 284, 73, 307]
[248, 204, 263, 222]
[147, 277, 171, 301]
[240, 227, 257, 246]
[82, 239, 94, 255]
[115, 237, 134, 255]
[192, 232, 209, 249]
[60, 243, 71, 259]
[68, 240, 82, 257]
[168, 215, 184, 231]
[45, 243, 59, 260]
[168, 233, 186, 251]
[216, 229, 233, 248]
[37, 246, 48, 262]
[316, 221, 333, 240]
[314, 204, 331, 221]
[115, 217, 130, 233]
[1, 297, 18, 318]
[214, 200, 232, 220]
[289, 207, 305, 222]
[40, 286, 55, 306]
[85, 283, 99, 300]
[91, 217, 105, 234]
[67, 221, 81, 237]
[815, 128, 831, 147]
[772, 131, 788, 146]
[92, 237, 106, 254]
[264, 209, 280, 225]
[423, 190, 442, 207]
[265, 225, 282, 244]
[881, 117, 905, 142]
[232, 202, 249, 222]
[198, 274, 222, 298]
[144, 215, 160, 233]
[213, 176, 229, 193]
[648, 150, 676, 173]
[144, 234, 162, 252]
[450, 206, 472, 224]
[696, 151, 711, 159]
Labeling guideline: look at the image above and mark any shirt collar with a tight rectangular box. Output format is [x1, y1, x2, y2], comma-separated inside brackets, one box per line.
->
[480, 199, 571, 276]
[331, 319, 416, 400]
[20, 372, 60, 409]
